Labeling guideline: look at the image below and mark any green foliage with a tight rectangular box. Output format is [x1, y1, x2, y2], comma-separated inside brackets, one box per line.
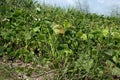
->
[0, 0, 120, 79]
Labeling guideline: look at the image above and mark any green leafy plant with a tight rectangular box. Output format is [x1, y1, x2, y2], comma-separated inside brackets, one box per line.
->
[0, 0, 120, 79]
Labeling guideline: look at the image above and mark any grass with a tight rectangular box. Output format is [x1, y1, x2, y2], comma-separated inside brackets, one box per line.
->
[0, 62, 17, 80]
[0, 0, 120, 79]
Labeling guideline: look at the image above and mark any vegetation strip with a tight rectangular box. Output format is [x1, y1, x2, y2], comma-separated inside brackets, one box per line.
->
[0, 0, 120, 79]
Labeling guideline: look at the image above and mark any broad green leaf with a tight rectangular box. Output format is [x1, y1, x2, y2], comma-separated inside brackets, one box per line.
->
[63, 21, 74, 29]
[37, 34, 46, 41]
[102, 29, 109, 37]
[106, 60, 114, 68]
[86, 59, 93, 72]
[52, 24, 64, 34]
[45, 20, 51, 24]
[81, 34, 87, 40]
[113, 56, 119, 63]
[64, 49, 73, 56]
[33, 27, 40, 32]
[25, 32, 31, 40]
[105, 50, 113, 56]
[58, 44, 69, 50]
[13, 10, 22, 17]
[91, 29, 101, 34]
[76, 31, 83, 37]
[89, 34, 94, 39]
[112, 67, 120, 76]
[111, 32, 120, 39]
[36, 7, 41, 12]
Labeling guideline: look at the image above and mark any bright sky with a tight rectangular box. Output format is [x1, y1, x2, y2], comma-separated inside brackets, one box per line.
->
[35, 0, 120, 15]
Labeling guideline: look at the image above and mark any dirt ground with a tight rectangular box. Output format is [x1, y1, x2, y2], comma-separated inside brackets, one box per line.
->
[0, 59, 58, 80]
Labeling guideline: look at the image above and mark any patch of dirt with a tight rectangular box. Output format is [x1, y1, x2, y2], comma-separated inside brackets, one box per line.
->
[0, 59, 58, 80]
